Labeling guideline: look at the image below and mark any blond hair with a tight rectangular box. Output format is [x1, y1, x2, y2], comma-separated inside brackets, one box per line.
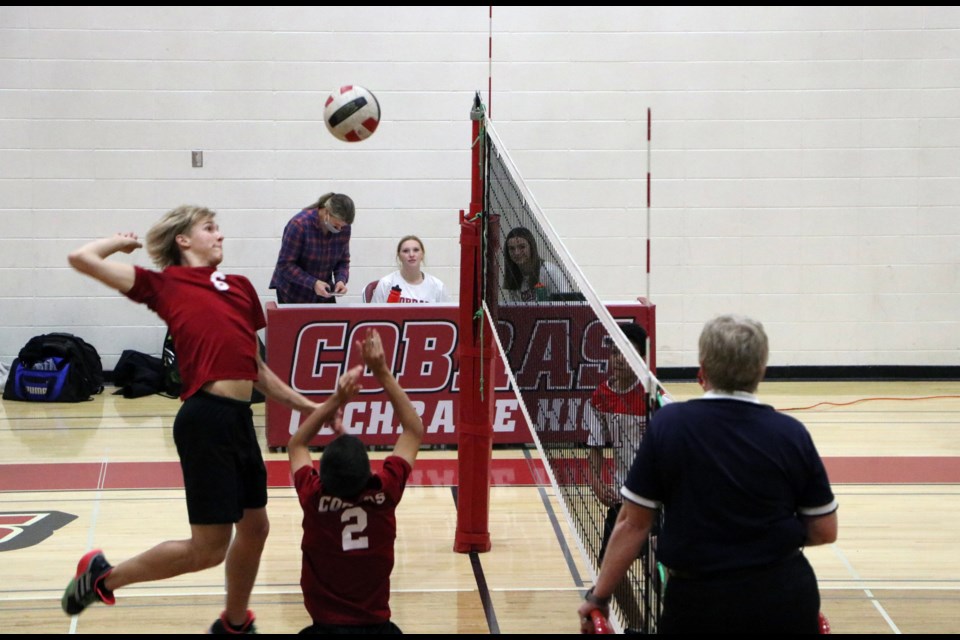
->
[698, 314, 769, 393]
[146, 205, 216, 268]
[396, 235, 426, 265]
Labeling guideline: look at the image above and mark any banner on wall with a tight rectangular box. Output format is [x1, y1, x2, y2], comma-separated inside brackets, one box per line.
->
[265, 302, 655, 449]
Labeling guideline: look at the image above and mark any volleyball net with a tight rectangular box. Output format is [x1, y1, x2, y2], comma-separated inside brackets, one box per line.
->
[460, 94, 668, 633]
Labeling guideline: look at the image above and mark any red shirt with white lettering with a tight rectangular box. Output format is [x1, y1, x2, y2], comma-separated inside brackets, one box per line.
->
[294, 456, 412, 626]
[585, 379, 648, 490]
[125, 265, 265, 400]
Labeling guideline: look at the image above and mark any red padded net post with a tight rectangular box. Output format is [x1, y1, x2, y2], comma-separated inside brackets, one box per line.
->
[454, 95, 494, 553]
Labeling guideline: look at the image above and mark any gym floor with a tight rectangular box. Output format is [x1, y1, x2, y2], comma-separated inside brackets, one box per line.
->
[1, 380, 958, 633]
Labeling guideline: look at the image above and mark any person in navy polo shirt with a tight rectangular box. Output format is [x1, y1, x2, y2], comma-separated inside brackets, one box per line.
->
[578, 314, 838, 634]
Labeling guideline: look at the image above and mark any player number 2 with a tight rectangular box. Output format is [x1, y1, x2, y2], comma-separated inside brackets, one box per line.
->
[341, 506, 369, 551]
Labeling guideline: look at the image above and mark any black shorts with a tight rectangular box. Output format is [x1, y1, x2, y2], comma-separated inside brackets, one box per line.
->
[173, 391, 267, 525]
[299, 621, 401, 634]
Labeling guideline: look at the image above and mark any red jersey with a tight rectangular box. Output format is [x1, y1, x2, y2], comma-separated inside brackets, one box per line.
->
[125, 266, 265, 400]
[585, 379, 648, 488]
[294, 456, 412, 626]
[589, 379, 647, 419]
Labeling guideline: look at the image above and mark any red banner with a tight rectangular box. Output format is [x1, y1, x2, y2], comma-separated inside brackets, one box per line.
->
[265, 301, 655, 448]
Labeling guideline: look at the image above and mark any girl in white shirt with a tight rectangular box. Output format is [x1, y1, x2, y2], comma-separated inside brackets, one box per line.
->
[502, 226, 571, 302]
[370, 235, 449, 303]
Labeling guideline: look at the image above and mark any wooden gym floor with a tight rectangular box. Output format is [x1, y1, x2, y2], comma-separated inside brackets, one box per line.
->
[1, 380, 958, 634]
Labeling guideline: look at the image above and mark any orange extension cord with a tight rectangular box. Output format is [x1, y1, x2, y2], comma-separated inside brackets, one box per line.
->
[779, 395, 960, 412]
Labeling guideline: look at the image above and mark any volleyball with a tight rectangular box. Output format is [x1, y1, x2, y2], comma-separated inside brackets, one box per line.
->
[324, 85, 381, 142]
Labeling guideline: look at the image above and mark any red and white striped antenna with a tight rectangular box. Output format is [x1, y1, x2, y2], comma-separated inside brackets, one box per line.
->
[646, 107, 652, 300]
[488, 5, 493, 117]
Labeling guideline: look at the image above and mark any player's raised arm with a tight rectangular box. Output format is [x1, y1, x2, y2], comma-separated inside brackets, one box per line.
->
[360, 329, 424, 467]
[256, 350, 321, 416]
[67, 233, 141, 293]
[288, 366, 362, 474]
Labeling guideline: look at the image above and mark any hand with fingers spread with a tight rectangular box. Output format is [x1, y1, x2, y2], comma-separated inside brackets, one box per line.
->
[358, 329, 389, 378]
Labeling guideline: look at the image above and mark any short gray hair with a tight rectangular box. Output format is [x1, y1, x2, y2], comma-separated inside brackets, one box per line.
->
[698, 314, 769, 393]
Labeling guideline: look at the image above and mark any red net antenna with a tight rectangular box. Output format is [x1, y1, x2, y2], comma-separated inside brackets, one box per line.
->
[646, 108, 652, 300]
[455, 93, 496, 553]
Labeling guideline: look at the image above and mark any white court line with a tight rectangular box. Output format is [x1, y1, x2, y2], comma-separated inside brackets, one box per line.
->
[831, 543, 902, 634]
[8, 582, 956, 606]
[68, 456, 109, 635]
[4, 584, 591, 606]
[823, 584, 960, 591]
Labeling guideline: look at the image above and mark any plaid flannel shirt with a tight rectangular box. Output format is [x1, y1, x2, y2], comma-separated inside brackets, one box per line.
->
[269, 208, 351, 303]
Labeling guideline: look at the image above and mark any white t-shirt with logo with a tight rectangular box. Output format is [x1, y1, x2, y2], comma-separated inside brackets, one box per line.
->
[370, 270, 449, 303]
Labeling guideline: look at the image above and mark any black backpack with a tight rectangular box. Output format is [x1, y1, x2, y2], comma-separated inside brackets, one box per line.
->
[3, 333, 105, 402]
[113, 349, 165, 399]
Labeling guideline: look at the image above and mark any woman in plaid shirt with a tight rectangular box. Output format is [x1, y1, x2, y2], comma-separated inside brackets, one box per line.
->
[270, 193, 355, 304]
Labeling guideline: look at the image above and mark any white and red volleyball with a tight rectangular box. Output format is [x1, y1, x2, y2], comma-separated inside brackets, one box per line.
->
[324, 85, 381, 142]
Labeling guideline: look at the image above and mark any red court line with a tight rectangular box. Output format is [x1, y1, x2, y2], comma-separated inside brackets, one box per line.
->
[824, 456, 960, 484]
[0, 457, 957, 491]
[0, 459, 540, 491]
[0, 463, 106, 491]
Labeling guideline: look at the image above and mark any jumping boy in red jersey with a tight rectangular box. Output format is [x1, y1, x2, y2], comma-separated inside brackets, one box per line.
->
[62, 206, 324, 633]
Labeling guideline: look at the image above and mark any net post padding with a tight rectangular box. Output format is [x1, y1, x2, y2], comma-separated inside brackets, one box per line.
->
[454, 94, 494, 553]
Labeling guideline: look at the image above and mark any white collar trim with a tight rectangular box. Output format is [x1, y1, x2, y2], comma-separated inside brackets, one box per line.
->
[700, 389, 761, 404]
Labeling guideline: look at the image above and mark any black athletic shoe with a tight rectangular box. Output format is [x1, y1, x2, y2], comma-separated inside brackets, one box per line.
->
[61, 549, 115, 615]
[208, 610, 258, 634]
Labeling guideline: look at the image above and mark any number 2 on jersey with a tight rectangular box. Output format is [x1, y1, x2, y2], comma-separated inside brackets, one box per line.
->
[341, 506, 369, 550]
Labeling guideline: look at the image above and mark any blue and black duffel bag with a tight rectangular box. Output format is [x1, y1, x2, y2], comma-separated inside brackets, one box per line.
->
[2, 333, 104, 402]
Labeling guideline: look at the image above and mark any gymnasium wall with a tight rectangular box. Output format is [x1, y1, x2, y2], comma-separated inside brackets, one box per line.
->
[1, 7, 958, 370]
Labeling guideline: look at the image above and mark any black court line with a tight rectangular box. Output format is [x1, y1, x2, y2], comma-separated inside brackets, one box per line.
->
[522, 447, 586, 588]
[450, 486, 500, 634]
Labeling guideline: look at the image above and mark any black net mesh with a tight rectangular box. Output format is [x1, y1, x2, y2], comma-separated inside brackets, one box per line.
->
[480, 117, 665, 633]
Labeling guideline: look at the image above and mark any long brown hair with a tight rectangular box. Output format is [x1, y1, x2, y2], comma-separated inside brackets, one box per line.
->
[502, 227, 542, 290]
[307, 192, 355, 224]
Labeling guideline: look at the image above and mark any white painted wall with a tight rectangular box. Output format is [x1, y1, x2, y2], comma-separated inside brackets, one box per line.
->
[1, 6, 958, 369]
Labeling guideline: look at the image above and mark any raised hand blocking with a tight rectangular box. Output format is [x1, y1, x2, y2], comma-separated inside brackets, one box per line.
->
[358, 329, 389, 375]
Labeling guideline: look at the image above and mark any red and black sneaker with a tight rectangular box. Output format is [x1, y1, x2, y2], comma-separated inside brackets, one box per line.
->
[61, 549, 115, 616]
[208, 610, 258, 634]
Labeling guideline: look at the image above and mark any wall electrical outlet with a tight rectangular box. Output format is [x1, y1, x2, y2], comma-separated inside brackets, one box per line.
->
[191, 151, 203, 168]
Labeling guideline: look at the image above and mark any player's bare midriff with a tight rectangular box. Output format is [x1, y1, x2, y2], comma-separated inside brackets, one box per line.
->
[203, 379, 255, 402]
